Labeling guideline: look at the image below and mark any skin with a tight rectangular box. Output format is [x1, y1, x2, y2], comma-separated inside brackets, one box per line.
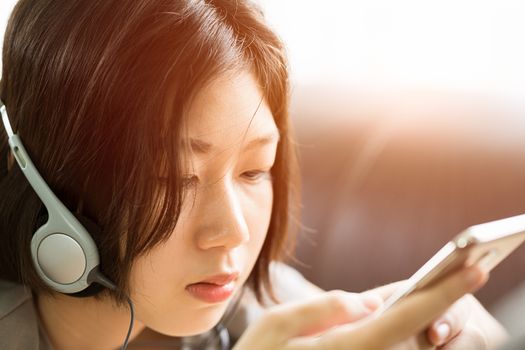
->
[234, 266, 496, 350]
[34, 70, 506, 350]
[36, 70, 279, 349]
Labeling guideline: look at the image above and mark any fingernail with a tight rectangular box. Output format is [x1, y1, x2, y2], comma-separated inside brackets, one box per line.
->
[435, 322, 450, 345]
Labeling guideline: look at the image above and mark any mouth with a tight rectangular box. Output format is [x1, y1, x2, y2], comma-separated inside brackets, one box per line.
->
[185, 272, 239, 304]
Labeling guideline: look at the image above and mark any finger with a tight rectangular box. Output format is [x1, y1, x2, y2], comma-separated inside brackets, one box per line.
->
[427, 295, 472, 346]
[440, 323, 488, 350]
[235, 290, 376, 349]
[364, 265, 487, 349]
[274, 290, 378, 337]
[365, 281, 408, 301]
[311, 265, 488, 350]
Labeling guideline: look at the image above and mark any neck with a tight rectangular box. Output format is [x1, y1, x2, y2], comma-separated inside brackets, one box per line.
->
[36, 292, 146, 350]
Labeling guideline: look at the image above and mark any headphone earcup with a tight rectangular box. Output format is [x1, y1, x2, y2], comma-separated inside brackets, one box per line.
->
[31, 205, 107, 295]
[69, 213, 106, 297]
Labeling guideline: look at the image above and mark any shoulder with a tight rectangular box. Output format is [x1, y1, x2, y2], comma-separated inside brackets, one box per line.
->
[0, 279, 33, 319]
[0, 280, 42, 349]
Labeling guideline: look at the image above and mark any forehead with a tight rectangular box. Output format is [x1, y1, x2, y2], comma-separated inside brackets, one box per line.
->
[184, 71, 278, 147]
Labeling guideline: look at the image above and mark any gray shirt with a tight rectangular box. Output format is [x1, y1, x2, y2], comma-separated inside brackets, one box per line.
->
[0, 280, 53, 349]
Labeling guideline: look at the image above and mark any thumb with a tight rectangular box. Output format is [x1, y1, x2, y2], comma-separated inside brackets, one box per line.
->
[358, 265, 487, 349]
[234, 290, 378, 350]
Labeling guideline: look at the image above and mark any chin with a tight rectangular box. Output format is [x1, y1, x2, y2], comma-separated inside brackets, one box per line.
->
[150, 304, 228, 337]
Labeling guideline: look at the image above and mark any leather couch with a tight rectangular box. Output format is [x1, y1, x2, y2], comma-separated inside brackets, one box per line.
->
[289, 85, 525, 310]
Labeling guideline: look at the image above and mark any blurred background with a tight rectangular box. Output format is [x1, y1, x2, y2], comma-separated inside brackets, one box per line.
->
[2, 0, 525, 334]
[257, 0, 525, 335]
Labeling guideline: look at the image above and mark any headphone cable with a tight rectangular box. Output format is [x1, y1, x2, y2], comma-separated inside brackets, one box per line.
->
[121, 295, 135, 350]
[90, 268, 135, 350]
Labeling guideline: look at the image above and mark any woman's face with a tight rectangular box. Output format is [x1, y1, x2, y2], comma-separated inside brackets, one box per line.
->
[129, 70, 279, 336]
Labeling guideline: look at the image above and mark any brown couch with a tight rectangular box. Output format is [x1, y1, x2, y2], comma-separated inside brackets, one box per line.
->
[289, 85, 525, 309]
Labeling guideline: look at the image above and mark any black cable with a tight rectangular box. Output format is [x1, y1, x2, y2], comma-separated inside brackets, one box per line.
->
[121, 295, 135, 350]
[89, 267, 135, 350]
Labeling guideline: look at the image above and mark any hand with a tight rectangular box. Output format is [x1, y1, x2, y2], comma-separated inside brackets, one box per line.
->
[426, 294, 508, 349]
[368, 276, 508, 349]
[233, 289, 382, 350]
[233, 265, 487, 350]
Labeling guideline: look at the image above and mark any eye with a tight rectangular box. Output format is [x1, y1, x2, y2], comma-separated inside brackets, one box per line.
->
[241, 170, 271, 183]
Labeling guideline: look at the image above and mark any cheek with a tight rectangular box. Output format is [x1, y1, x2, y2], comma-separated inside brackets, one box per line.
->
[243, 181, 274, 255]
[127, 220, 193, 311]
[123, 181, 274, 335]
[127, 240, 221, 335]
[128, 245, 183, 307]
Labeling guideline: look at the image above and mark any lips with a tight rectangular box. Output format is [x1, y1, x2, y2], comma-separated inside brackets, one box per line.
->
[186, 272, 239, 303]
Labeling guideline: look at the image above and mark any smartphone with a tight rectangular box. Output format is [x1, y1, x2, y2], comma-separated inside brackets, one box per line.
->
[380, 213, 525, 312]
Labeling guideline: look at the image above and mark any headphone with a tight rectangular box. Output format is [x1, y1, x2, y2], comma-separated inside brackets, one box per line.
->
[1, 100, 232, 349]
[0, 100, 111, 294]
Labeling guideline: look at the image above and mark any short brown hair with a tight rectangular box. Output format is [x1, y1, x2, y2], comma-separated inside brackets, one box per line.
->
[0, 0, 299, 303]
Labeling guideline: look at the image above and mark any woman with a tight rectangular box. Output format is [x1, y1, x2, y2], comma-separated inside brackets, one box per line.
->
[0, 0, 507, 349]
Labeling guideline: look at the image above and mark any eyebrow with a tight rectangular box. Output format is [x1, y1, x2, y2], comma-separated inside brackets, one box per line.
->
[187, 132, 280, 154]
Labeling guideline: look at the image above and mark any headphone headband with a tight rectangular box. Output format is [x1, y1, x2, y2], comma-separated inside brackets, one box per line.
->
[1, 102, 14, 137]
[1, 100, 100, 293]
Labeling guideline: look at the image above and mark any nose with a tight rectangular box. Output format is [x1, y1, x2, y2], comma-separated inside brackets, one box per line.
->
[195, 180, 250, 251]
